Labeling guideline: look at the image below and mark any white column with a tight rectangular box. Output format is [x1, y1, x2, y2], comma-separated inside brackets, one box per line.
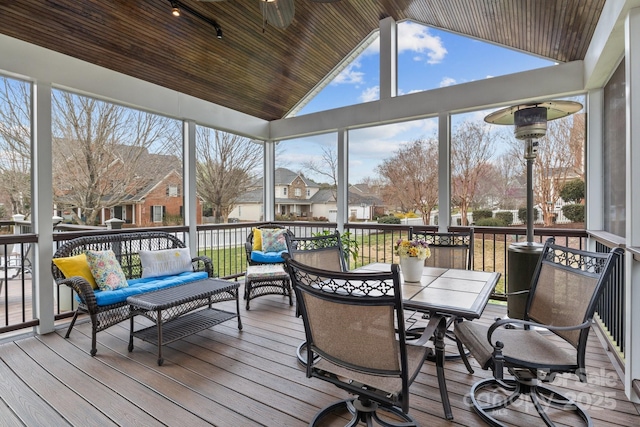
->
[438, 113, 451, 232]
[625, 7, 640, 402]
[586, 89, 604, 247]
[337, 129, 349, 233]
[184, 120, 197, 252]
[379, 16, 397, 100]
[264, 141, 275, 222]
[33, 81, 55, 334]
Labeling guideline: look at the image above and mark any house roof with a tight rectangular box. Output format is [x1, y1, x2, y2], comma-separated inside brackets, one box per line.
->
[309, 188, 383, 206]
[0, 1, 606, 121]
[119, 148, 182, 202]
[249, 167, 321, 189]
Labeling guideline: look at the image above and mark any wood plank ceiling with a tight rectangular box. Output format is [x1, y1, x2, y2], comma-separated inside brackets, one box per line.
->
[0, 0, 605, 121]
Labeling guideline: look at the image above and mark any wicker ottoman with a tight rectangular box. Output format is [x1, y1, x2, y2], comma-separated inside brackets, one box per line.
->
[244, 264, 292, 310]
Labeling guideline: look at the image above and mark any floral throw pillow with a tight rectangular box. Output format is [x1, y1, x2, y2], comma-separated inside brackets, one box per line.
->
[260, 228, 287, 253]
[85, 250, 128, 292]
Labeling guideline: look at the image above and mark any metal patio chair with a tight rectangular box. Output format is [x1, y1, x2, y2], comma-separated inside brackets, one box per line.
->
[454, 238, 622, 427]
[284, 256, 440, 426]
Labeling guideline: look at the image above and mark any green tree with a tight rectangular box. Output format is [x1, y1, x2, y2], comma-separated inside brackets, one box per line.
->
[560, 179, 585, 203]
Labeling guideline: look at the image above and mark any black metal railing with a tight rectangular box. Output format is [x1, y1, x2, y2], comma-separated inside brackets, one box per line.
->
[593, 236, 626, 363]
[0, 221, 601, 339]
[0, 232, 38, 334]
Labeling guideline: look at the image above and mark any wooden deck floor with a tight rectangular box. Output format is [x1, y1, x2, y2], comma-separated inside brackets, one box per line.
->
[0, 294, 638, 426]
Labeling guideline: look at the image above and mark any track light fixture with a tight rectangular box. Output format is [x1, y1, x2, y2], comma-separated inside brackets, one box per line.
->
[168, 0, 222, 40]
[170, 0, 180, 16]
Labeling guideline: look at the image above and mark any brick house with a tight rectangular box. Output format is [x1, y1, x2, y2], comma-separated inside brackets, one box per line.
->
[59, 147, 202, 226]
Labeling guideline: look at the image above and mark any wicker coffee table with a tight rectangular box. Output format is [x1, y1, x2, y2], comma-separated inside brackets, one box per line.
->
[127, 278, 241, 365]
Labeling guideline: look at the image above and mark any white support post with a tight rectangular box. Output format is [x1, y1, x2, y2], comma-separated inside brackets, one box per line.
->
[586, 89, 604, 249]
[184, 120, 197, 253]
[379, 16, 397, 100]
[337, 129, 348, 233]
[438, 113, 451, 232]
[624, 7, 640, 403]
[264, 140, 275, 222]
[33, 81, 55, 334]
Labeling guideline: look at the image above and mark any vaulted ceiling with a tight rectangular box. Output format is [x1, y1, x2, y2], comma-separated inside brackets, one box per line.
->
[0, 0, 605, 121]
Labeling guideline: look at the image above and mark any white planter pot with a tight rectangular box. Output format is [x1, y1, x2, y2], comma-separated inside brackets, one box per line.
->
[399, 256, 424, 283]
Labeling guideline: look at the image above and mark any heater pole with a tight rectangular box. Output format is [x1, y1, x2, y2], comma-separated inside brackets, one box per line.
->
[524, 138, 537, 244]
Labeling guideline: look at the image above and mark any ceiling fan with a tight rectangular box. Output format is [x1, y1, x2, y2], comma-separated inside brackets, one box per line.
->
[196, 0, 341, 30]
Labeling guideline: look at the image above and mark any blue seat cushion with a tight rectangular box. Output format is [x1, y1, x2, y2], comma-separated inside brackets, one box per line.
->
[250, 250, 287, 263]
[87, 271, 209, 306]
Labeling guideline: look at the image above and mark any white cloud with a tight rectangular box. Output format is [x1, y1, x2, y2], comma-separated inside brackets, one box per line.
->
[398, 22, 447, 64]
[361, 22, 447, 65]
[359, 86, 379, 103]
[439, 77, 457, 87]
[332, 60, 364, 85]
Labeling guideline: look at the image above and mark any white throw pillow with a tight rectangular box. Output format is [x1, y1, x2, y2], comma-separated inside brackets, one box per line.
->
[139, 248, 193, 278]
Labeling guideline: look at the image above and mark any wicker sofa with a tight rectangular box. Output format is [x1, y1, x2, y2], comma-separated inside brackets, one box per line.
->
[52, 231, 215, 356]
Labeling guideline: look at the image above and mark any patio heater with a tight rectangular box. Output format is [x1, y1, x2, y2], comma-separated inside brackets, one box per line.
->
[484, 100, 582, 319]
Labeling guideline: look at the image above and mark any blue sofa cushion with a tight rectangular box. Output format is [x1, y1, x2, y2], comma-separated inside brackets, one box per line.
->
[250, 250, 287, 263]
[87, 271, 209, 306]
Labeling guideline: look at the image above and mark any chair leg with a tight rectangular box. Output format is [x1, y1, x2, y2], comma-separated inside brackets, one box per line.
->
[284, 278, 293, 306]
[245, 281, 252, 310]
[469, 377, 593, 427]
[310, 397, 419, 427]
[90, 314, 98, 356]
[64, 310, 80, 338]
[457, 335, 474, 373]
[296, 340, 320, 366]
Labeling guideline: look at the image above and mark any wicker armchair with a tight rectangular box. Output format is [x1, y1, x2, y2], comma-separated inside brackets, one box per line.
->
[455, 238, 623, 426]
[244, 223, 292, 266]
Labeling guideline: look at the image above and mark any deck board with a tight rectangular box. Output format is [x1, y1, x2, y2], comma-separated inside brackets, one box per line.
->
[0, 296, 638, 427]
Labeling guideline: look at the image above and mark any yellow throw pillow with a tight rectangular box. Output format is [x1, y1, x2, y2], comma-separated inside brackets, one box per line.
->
[252, 228, 263, 251]
[52, 253, 98, 290]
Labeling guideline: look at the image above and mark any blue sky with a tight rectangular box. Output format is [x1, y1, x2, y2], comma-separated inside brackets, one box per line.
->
[277, 21, 556, 185]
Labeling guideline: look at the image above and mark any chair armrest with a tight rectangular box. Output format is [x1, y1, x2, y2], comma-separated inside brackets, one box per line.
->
[505, 289, 529, 296]
[406, 315, 446, 347]
[245, 242, 255, 265]
[487, 317, 591, 347]
[191, 256, 213, 277]
[57, 276, 98, 313]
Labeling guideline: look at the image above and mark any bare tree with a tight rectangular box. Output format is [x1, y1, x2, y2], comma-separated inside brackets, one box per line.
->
[52, 90, 180, 225]
[451, 120, 496, 225]
[301, 146, 338, 187]
[504, 114, 584, 226]
[493, 151, 525, 209]
[196, 128, 262, 223]
[376, 138, 438, 224]
[533, 117, 583, 226]
[0, 78, 32, 217]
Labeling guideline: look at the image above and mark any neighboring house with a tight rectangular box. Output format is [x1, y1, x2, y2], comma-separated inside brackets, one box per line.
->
[57, 147, 202, 226]
[229, 168, 383, 222]
[348, 183, 386, 220]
